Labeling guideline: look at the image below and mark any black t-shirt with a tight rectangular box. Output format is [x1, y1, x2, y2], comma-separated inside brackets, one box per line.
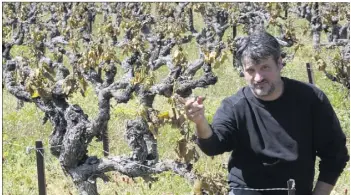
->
[196, 77, 349, 195]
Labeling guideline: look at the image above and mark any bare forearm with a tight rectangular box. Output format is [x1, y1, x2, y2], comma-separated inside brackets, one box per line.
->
[195, 118, 213, 139]
[312, 181, 334, 195]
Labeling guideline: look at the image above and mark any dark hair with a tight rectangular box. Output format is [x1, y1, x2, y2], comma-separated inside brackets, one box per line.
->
[235, 31, 281, 68]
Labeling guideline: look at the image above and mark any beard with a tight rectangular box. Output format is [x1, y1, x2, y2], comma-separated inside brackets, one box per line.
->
[249, 80, 276, 97]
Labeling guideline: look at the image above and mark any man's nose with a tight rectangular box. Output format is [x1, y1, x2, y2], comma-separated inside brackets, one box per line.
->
[254, 72, 264, 82]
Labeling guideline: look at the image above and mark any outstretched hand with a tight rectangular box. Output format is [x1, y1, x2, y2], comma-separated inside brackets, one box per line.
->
[177, 95, 206, 125]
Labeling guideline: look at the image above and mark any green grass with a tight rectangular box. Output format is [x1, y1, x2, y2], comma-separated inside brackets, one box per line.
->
[3, 4, 350, 195]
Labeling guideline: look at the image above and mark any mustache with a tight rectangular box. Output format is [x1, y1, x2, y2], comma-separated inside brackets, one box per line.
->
[253, 80, 268, 85]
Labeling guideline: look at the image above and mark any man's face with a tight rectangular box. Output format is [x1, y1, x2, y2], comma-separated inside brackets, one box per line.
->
[242, 56, 283, 98]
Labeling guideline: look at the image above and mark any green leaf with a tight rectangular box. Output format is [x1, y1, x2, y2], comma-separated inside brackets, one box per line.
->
[31, 90, 40, 98]
[220, 52, 228, 63]
[213, 60, 221, 69]
[37, 87, 52, 100]
[209, 51, 216, 63]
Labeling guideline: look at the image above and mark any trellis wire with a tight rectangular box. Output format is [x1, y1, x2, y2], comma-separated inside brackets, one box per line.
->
[4, 141, 296, 194]
[231, 179, 296, 194]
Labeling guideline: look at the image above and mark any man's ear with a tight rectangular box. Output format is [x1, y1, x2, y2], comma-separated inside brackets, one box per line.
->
[277, 57, 283, 70]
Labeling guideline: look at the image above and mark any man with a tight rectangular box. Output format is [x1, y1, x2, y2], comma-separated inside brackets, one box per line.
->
[182, 31, 349, 195]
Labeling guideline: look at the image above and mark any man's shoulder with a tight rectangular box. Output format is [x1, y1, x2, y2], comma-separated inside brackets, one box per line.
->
[284, 77, 324, 99]
[223, 87, 248, 107]
[285, 77, 314, 89]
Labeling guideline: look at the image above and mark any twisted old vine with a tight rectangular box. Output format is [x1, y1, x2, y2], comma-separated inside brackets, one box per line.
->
[2, 2, 349, 195]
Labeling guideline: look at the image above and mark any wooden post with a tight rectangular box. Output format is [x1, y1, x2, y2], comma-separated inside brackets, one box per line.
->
[232, 24, 238, 71]
[287, 179, 296, 195]
[102, 130, 109, 157]
[306, 63, 314, 84]
[36, 140, 47, 195]
[188, 7, 195, 33]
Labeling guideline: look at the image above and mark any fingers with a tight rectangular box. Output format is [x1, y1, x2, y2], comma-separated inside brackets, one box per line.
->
[185, 100, 205, 123]
[185, 97, 197, 109]
[177, 95, 187, 104]
[173, 94, 206, 123]
[186, 106, 205, 121]
[176, 94, 206, 106]
[187, 104, 204, 115]
[175, 95, 206, 122]
[196, 96, 206, 104]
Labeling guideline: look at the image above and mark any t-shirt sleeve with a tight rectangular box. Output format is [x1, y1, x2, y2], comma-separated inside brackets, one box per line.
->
[312, 91, 349, 185]
[195, 97, 237, 156]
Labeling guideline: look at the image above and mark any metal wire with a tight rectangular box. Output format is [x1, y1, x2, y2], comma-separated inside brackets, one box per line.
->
[231, 180, 296, 192]
[231, 187, 290, 191]
[4, 141, 297, 193]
